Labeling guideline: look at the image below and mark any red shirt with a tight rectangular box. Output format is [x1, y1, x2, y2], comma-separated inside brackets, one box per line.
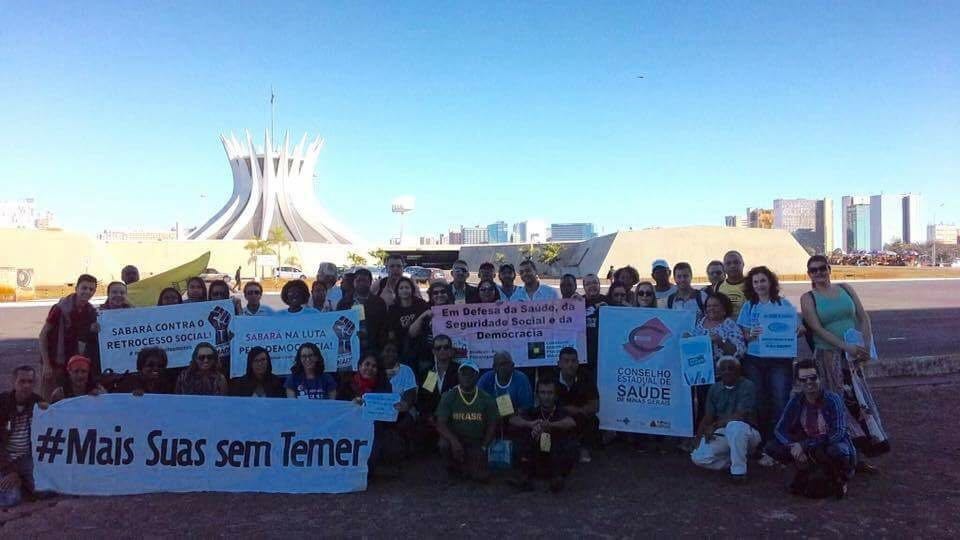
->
[45, 302, 97, 364]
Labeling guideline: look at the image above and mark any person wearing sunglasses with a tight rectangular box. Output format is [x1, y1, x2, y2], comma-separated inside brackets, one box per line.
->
[241, 281, 274, 316]
[175, 342, 228, 396]
[449, 260, 479, 304]
[800, 255, 889, 460]
[701, 260, 726, 297]
[765, 359, 856, 499]
[633, 282, 658, 308]
[415, 334, 461, 452]
[473, 278, 502, 304]
[409, 282, 454, 370]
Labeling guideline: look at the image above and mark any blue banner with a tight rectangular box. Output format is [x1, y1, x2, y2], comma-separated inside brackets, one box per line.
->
[597, 307, 697, 437]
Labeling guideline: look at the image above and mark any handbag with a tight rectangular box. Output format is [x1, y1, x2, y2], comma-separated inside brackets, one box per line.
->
[487, 438, 514, 469]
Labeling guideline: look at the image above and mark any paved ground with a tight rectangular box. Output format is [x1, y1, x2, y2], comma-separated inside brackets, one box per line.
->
[0, 379, 957, 537]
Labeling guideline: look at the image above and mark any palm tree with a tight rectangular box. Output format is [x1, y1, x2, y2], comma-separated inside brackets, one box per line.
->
[267, 227, 291, 274]
[243, 239, 274, 279]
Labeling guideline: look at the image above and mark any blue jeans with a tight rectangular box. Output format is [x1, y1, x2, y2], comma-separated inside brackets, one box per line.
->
[742, 356, 794, 443]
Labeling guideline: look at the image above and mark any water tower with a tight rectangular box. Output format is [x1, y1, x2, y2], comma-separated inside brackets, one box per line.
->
[391, 196, 415, 245]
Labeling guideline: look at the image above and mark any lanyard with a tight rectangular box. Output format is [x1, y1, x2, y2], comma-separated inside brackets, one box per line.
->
[457, 386, 478, 406]
[494, 372, 513, 394]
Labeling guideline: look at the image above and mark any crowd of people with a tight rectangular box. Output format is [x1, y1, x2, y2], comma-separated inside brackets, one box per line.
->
[0, 252, 890, 505]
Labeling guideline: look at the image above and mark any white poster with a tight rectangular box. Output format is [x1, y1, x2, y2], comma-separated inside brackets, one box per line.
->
[679, 335, 714, 386]
[32, 394, 373, 495]
[229, 310, 361, 377]
[597, 306, 696, 437]
[98, 300, 236, 372]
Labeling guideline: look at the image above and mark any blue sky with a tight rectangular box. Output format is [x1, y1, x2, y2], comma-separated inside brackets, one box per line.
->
[2, 1, 957, 244]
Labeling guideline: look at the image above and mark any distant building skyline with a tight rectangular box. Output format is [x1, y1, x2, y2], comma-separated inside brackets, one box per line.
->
[548, 222, 597, 242]
[773, 198, 833, 254]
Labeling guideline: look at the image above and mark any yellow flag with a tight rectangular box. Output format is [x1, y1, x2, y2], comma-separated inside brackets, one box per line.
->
[126, 252, 211, 307]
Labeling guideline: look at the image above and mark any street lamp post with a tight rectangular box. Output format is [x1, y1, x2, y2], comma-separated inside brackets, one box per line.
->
[932, 203, 945, 267]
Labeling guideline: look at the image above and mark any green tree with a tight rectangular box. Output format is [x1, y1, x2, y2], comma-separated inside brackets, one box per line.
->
[537, 243, 565, 266]
[367, 248, 389, 265]
[243, 239, 274, 279]
[519, 244, 539, 261]
[267, 227, 291, 269]
[284, 255, 301, 268]
[493, 252, 507, 264]
[347, 252, 367, 266]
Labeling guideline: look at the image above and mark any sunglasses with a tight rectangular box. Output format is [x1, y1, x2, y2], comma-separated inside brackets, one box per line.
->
[197, 354, 216, 361]
[433, 344, 452, 351]
[636, 291, 654, 297]
[798, 374, 819, 383]
[808, 265, 829, 274]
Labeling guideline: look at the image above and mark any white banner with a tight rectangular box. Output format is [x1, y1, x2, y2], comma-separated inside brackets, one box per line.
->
[430, 299, 586, 369]
[597, 306, 696, 437]
[229, 310, 361, 378]
[98, 301, 236, 372]
[32, 394, 373, 495]
[679, 335, 714, 386]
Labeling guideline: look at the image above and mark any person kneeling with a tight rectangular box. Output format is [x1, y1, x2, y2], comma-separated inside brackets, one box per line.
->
[690, 356, 760, 483]
[765, 359, 857, 499]
[509, 377, 578, 492]
[1, 366, 49, 507]
[435, 360, 498, 483]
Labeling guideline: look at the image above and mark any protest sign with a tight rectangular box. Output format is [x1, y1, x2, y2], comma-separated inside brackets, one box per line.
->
[361, 393, 400, 422]
[98, 300, 236, 373]
[755, 303, 798, 358]
[597, 306, 696, 437]
[679, 335, 714, 386]
[844, 328, 879, 360]
[230, 310, 360, 377]
[430, 299, 586, 369]
[32, 394, 373, 495]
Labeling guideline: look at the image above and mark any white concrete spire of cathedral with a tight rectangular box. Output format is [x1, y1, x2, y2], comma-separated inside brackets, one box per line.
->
[189, 130, 356, 244]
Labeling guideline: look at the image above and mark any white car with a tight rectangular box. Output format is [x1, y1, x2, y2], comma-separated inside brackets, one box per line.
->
[274, 266, 308, 280]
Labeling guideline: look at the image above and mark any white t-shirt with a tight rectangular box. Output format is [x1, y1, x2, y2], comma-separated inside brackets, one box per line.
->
[736, 298, 798, 357]
[509, 283, 560, 302]
[275, 306, 322, 316]
[242, 304, 275, 316]
[655, 285, 677, 308]
[388, 364, 417, 395]
[668, 292, 701, 314]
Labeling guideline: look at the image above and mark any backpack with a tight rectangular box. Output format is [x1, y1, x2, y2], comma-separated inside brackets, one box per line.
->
[667, 290, 704, 311]
[787, 461, 842, 499]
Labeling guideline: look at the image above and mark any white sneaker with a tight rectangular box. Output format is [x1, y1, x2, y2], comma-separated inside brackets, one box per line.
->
[579, 448, 592, 463]
[758, 453, 776, 467]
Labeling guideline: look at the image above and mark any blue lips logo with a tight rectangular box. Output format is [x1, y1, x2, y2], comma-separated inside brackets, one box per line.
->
[767, 322, 791, 332]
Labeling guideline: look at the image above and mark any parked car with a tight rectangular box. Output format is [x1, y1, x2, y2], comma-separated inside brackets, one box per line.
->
[198, 268, 231, 283]
[403, 266, 445, 284]
[344, 265, 389, 281]
[274, 266, 307, 280]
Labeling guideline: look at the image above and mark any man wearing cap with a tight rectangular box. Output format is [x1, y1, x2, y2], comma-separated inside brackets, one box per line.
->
[316, 262, 343, 311]
[690, 356, 759, 483]
[651, 259, 677, 308]
[497, 263, 519, 300]
[435, 359, 498, 482]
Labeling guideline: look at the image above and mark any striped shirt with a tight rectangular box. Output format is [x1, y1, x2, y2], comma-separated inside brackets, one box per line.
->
[5, 406, 31, 459]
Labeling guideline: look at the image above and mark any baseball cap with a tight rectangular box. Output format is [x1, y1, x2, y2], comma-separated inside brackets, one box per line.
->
[651, 259, 670, 271]
[458, 359, 480, 373]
